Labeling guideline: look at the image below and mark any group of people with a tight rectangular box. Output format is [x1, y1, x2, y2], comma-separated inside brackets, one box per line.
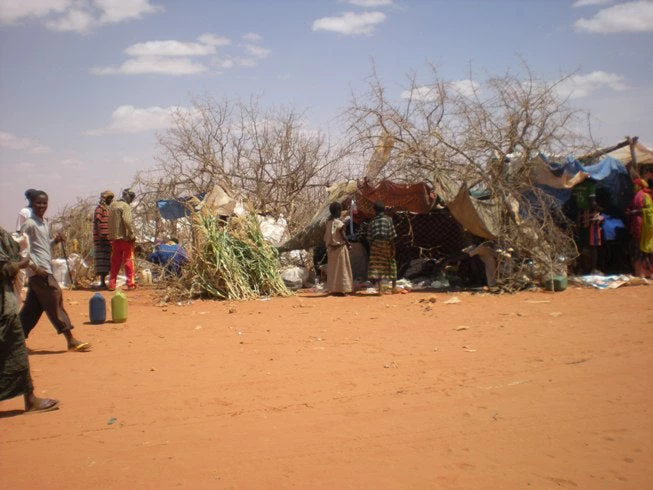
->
[93, 188, 137, 290]
[93, 188, 189, 285]
[323, 200, 398, 296]
[572, 176, 653, 277]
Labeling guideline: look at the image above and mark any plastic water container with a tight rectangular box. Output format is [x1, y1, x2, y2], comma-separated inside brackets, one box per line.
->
[141, 268, 152, 285]
[111, 290, 128, 323]
[89, 292, 106, 324]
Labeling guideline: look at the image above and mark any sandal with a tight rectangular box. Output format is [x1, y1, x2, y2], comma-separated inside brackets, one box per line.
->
[25, 398, 60, 415]
[68, 342, 92, 352]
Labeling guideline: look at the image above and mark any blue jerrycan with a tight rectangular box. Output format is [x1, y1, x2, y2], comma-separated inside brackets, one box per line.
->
[89, 292, 106, 324]
[111, 290, 128, 323]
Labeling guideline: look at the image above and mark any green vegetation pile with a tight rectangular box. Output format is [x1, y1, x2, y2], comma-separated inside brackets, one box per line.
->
[184, 214, 290, 301]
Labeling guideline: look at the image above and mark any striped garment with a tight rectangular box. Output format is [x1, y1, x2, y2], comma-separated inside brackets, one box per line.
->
[368, 241, 397, 280]
[367, 213, 397, 280]
[93, 203, 111, 274]
[367, 214, 396, 241]
[93, 204, 109, 241]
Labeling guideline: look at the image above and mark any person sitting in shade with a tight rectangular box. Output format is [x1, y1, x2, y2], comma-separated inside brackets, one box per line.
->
[147, 238, 189, 277]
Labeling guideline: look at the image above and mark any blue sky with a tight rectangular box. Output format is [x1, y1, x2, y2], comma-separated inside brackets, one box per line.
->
[1, 0, 652, 230]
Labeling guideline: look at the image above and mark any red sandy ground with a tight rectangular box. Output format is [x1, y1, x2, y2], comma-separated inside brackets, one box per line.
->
[1, 285, 652, 489]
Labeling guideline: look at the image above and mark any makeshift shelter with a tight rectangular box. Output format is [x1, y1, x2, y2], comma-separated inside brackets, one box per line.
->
[156, 183, 243, 221]
[534, 154, 632, 212]
[607, 139, 653, 167]
[279, 178, 468, 276]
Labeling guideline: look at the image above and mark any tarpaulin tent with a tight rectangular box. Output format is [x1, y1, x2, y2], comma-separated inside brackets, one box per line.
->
[279, 178, 466, 275]
[535, 154, 632, 211]
[156, 183, 244, 221]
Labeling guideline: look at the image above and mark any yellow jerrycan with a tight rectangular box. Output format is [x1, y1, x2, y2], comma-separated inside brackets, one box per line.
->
[111, 290, 128, 323]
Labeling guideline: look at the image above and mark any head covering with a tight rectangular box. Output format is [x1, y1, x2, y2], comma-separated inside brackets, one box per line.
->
[634, 178, 649, 190]
[122, 188, 136, 200]
[101, 190, 114, 199]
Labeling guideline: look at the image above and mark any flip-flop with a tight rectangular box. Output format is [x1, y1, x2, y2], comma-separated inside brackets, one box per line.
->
[25, 399, 60, 415]
[69, 342, 91, 352]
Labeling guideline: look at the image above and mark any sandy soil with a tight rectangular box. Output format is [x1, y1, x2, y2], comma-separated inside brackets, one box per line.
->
[1, 285, 652, 489]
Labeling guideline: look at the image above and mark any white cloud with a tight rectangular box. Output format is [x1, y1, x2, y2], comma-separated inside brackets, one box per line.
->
[244, 44, 270, 58]
[0, 131, 52, 154]
[312, 11, 386, 35]
[95, 0, 161, 23]
[572, 0, 613, 7]
[555, 71, 628, 99]
[400, 80, 479, 101]
[575, 1, 653, 33]
[401, 85, 438, 101]
[85, 105, 195, 135]
[92, 56, 207, 76]
[0, 0, 162, 32]
[449, 80, 480, 97]
[198, 33, 231, 46]
[213, 58, 235, 69]
[125, 40, 216, 57]
[45, 8, 95, 32]
[93, 32, 263, 76]
[242, 32, 262, 42]
[341, 0, 393, 6]
[0, 0, 71, 24]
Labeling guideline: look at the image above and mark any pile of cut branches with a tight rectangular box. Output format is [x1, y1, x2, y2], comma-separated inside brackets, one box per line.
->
[176, 213, 290, 301]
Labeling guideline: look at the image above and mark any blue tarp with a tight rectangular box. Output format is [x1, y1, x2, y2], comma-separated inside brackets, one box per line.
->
[157, 193, 206, 220]
[538, 155, 632, 212]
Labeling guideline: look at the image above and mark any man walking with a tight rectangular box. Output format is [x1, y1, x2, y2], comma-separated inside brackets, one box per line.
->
[19, 191, 91, 352]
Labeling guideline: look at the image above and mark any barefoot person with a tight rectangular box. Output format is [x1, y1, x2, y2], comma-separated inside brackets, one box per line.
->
[93, 190, 114, 289]
[1, 226, 59, 413]
[367, 201, 398, 294]
[323, 202, 353, 295]
[19, 191, 91, 352]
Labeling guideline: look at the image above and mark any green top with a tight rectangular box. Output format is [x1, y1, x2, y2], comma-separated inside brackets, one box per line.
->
[573, 180, 596, 210]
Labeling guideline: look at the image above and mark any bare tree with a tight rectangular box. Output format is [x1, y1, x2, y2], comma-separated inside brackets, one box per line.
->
[346, 65, 590, 287]
[137, 95, 350, 235]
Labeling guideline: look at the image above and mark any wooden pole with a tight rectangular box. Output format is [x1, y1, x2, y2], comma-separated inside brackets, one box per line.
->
[577, 137, 630, 164]
[627, 136, 639, 180]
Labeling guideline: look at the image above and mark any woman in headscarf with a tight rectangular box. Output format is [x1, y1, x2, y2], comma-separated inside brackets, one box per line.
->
[93, 190, 114, 289]
[323, 202, 353, 295]
[627, 178, 653, 277]
[1, 226, 59, 414]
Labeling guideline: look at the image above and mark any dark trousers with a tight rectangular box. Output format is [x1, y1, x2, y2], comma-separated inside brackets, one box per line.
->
[19, 274, 73, 338]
